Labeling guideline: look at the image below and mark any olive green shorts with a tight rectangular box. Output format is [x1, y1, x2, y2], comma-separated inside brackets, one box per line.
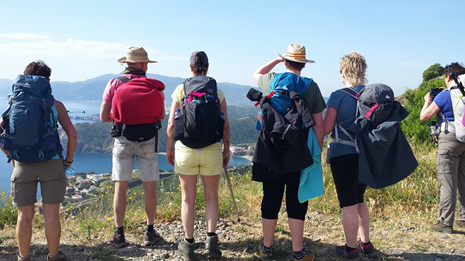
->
[11, 159, 67, 207]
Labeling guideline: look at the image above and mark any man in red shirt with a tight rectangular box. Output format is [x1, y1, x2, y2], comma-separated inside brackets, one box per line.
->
[100, 47, 165, 248]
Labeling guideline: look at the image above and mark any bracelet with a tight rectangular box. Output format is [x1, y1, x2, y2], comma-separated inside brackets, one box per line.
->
[64, 159, 74, 164]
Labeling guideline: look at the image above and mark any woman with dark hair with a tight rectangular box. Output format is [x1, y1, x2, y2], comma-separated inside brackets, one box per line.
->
[420, 62, 465, 233]
[166, 51, 230, 260]
[1, 60, 77, 261]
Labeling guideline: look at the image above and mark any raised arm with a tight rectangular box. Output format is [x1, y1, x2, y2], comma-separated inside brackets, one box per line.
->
[420, 92, 440, 121]
[253, 57, 284, 83]
[55, 101, 77, 167]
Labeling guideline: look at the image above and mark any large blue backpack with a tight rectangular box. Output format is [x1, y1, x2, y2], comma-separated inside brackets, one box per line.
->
[0, 75, 63, 162]
[256, 72, 313, 129]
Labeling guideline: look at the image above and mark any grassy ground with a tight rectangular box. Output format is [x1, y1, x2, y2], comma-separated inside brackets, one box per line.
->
[1, 141, 465, 260]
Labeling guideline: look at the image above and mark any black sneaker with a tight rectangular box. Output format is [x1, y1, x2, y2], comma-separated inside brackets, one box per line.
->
[144, 229, 162, 246]
[178, 238, 195, 260]
[47, 251, 67, 261]
[205, 235, 222, 259]
[110, 232, 128, 249]
[336, 245, 359, 260]
[359, 241, 378, 260]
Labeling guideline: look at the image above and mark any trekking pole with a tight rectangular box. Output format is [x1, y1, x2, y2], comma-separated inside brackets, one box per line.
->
[223, 166, 241, 223]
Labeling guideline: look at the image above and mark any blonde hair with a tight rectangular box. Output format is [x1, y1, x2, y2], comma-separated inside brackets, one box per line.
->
[340, 52, 367, 86]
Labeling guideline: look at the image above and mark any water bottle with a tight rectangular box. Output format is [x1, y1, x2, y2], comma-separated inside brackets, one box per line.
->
[174, 108, 182, 119]
[64, 165, 75, 175]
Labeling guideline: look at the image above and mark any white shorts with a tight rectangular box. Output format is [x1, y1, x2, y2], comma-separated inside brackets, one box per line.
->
[112, 136, 159, 182]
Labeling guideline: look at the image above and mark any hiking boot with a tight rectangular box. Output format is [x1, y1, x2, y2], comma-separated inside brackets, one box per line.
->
[336, 245, 360, 260]
[259, 245, 273, 260]
[178, 238, 195, 261]
[47, 251, 67, 261]
[205, 234, 222, 259]
[144, 229, 162, 246]
[292, 249, 316, 261]
[431, 221, 453, 233]
[110, 232, 128, 248]
[455, 220, 465, 228]
[17, 255, 31, 261]
[359, 241, 378, 260]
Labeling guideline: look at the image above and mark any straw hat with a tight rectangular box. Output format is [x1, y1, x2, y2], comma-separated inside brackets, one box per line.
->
[278, 44, 314, 64]
[118, 47, 157, 63]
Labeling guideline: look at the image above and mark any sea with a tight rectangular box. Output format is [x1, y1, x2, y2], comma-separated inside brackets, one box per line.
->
[0, 100, 251, 196]
[0, 153, 250, 196]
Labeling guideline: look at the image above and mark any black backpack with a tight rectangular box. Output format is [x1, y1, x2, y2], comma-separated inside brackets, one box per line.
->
[174, 76, 224, 148]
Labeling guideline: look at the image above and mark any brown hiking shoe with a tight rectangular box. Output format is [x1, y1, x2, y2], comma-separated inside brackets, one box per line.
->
[205, 235, 222, 259]
[144, 229, 162, 246]
[455, 220, 465, 228]
[110, 232, 128, 248]
[431, 221, 453, 233]
[259, 245, 273, 260]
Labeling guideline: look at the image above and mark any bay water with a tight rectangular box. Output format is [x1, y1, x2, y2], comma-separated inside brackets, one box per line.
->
[0, 153, 250, 196]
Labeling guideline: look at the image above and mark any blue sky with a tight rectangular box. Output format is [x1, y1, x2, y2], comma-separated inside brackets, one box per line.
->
[0, 0, 463, 96]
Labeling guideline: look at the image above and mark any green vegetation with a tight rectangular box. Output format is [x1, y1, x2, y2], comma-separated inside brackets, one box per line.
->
[0, 190, 16, 229]
[64, 106, 260, 154]
[401, 63, 445, 141]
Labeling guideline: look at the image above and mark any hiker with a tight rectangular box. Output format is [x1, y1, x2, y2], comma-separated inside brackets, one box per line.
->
[0, 61, 77, 261]
[323, 53, 378, 260]
[420, 62, 465, 233]
[166, 51, 230, 260]
[251, 44, 325, 261]
[100, 47, 165, 248]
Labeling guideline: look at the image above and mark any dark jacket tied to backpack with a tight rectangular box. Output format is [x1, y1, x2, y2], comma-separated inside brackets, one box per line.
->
[353, 84, 418, 189]
[251, 88, 314, 183]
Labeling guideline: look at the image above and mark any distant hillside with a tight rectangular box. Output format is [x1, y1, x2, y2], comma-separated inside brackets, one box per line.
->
[0, 74, 257, 106]
[63, 111, 259, 154]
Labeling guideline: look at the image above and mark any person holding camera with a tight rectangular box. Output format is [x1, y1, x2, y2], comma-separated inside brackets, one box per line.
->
[420, 62, 465, 233]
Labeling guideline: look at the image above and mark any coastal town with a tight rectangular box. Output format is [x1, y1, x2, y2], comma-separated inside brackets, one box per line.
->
[60, 144, 254, 208]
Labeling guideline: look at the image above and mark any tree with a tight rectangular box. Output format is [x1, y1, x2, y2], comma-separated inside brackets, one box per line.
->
[402, 64, 446, 141]
[422, 63, 444, 82]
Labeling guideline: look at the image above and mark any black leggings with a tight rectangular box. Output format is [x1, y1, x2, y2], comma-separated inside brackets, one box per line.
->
[330, 154, 367, 208]
[261, 181, 308, 221]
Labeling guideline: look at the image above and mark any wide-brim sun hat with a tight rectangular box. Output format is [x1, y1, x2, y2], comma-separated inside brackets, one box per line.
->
[278, 44, 315, 64]
[118, 47, 157, 63]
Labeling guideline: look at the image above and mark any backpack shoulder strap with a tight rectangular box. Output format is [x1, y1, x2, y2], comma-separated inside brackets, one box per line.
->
[339, 88, 360, 99]
[116, 75, 132, 84]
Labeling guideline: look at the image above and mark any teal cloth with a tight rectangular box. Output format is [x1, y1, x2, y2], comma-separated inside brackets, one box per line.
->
[298, 128, 324, 202]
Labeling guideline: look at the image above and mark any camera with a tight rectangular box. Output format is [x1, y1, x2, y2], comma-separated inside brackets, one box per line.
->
[430, 88, 443, 98]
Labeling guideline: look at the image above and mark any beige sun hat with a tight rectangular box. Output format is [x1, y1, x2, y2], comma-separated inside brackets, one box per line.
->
[278, 44, 315, 64]
[118, 47, 157, 63]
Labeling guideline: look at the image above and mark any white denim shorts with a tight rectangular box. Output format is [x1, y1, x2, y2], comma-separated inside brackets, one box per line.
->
[112, 136, 159, 182]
